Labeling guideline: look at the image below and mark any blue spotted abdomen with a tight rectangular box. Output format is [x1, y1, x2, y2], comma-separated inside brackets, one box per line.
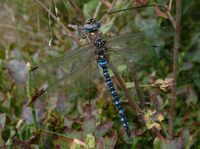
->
[97, 57, 131, 137]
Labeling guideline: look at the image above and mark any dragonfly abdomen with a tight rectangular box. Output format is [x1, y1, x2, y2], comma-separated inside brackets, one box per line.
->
[97, 57, 131, 137]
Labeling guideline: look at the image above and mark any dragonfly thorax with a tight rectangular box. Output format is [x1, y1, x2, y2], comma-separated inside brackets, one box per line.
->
[86, 29, 107, 56]
[95, 38, 105, 49]
[83, 18, 106, 49]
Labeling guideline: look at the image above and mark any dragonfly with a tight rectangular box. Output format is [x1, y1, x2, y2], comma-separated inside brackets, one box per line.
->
[31, 18, 163, 137]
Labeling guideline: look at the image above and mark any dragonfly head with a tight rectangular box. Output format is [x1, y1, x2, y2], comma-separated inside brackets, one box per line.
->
[84, 18, 101, 33]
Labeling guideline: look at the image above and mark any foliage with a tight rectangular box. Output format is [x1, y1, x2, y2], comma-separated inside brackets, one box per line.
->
[0, 0, 200, 148]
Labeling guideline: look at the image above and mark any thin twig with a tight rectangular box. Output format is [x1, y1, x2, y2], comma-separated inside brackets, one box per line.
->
[93, 1, 102, 19]
[168, 0, 181, 139]
[100, 0, 117, 23]
[153, 128, 166, 141]
[169, 0, 173, 11]
[107, 4, 167, 14]
[68, 0, 84, 23]
[165, 10, 176, 28]
[33, 0, 80, 44]
[131, 64, 145, 108]
[106, 3, 176, 28]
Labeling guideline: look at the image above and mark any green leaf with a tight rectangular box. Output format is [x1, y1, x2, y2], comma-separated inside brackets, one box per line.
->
[6, 60, 28, 84]
[62, 0, 72, 12]
[154, 137, 162, 149]
[83, 0, 99, 18]
[104, 133, 118, 148]
[53, 136, 71, 149]
[107, 69, 114, 77]
[95, 122, 113, 138]
[187, 86, 198, 105]
[193, 78, 200, 90]
[0, 48, 5, 59]
[154, 139, 182, 149]
[82, 116, 96, 137]
[117, 64, 127, 73]
[100, 18, 115, 34]
[85, 133, 95, 148]
[182, 129, 192, 149]
[0, 114, 6, 129]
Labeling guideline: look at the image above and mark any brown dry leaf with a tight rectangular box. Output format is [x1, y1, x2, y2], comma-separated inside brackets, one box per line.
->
[153, 78, 173, 92]
[155, 114, 164, 122]
[70, 138, 87, 149]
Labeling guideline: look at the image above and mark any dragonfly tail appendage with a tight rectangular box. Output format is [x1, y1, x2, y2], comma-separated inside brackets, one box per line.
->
[97, 57, 131, 137]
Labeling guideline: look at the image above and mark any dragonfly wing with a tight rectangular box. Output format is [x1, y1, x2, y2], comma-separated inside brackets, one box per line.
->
[30, 52, 96, 104]
[105, 25, 173, 67]
[31, 43, 94, 71]
[106, 25, 172, 51]
[30, 44, 97, 94]
[45, 53, 95, 91]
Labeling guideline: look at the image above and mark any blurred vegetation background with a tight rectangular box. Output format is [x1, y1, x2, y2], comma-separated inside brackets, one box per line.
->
[0, 0, 200, 148]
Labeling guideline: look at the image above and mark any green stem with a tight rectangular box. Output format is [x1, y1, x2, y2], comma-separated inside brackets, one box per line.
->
[26, 65, 39, 130]
[31, 108, 39, 130]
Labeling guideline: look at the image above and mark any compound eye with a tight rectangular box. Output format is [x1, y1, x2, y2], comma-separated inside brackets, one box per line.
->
[86, 18, 95, 24]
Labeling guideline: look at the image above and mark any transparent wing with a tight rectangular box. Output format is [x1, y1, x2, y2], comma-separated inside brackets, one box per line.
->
[30, 44, 97, 94]
[32, 43, 94, 71]
[45, 53, 95, 91]
[106, 25, 173, 53]
[29, 51, 100, 112]
[107, 33, 153, 49]
[105, 25, 173, 67]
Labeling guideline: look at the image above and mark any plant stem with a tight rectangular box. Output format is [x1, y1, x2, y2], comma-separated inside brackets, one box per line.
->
[168, 0, 181, 139]
[67, 0, 84, 22]
[26, 65, 39, 130]
[93, 1, 102, 19]
[131, 64, 145, 108]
